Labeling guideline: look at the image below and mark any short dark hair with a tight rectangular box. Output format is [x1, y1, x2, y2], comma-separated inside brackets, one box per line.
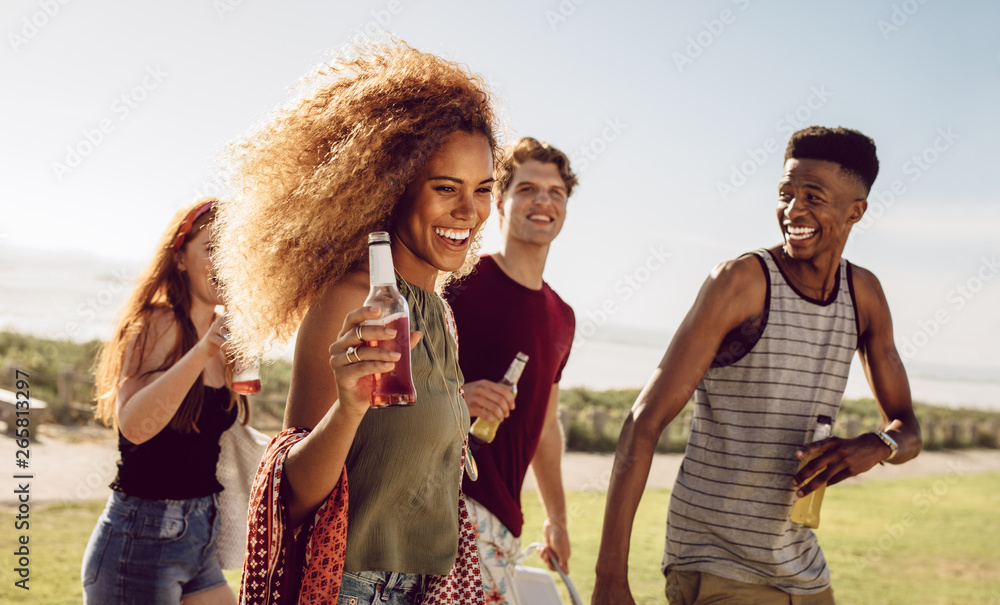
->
[785, 126, 879, 195]
[495, 137, 578, 199]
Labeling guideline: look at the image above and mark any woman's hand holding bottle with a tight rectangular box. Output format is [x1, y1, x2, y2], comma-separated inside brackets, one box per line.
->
[329, 306, 421, 418]
[190, 313, 229, 362]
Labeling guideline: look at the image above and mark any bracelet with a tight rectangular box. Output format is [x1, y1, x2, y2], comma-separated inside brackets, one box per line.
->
[874, 429, 899, 464]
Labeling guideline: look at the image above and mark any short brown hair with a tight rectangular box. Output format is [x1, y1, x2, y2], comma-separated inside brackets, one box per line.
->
[495, 137, 578, 199]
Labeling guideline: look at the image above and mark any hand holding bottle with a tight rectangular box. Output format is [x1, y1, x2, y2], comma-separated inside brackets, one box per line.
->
[469, 352, 528, 443]
[463, 380, 516, 424]
[362, 232, 418, 407]
[790, 415, 833, 528]
[198, 313, 230, 359]
[328, 306, 421, 418]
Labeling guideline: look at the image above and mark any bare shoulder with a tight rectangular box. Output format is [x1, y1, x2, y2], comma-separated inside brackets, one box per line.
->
[123, 306, 179, 378]
[708, 253, 767, 293]
[689, 252, 768, 335]
[849, 263, 885, 297]
[147, 305, 178, 333]
[287, 270, 369, 429]
[848, 263, 891, 334]
[703, 254, 767, 312]
[302, 271, 369, 333]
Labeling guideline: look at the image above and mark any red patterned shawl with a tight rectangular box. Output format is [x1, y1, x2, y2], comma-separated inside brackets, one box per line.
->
[238, 428, 483, 604]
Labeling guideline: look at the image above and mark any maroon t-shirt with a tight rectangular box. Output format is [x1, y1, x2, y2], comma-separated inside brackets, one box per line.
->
[444, 255, 575, 536]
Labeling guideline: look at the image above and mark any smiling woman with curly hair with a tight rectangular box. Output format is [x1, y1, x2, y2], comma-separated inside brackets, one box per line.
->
[214, 41, 501, 604]
[215, 42, 499, 358]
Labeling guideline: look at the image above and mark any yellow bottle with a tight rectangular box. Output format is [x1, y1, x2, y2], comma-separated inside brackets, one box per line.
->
[790, 415, 833, 528]
[469, 352, 529, 443]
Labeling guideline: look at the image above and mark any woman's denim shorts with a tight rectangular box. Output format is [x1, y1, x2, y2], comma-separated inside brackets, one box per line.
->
[338, 570, 428, 605]
[81, 490, 228, 604]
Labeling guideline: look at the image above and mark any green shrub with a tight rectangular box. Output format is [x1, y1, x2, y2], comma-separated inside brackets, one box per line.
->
[557, 387, 1000, 453]
[3, 332, 998, 453]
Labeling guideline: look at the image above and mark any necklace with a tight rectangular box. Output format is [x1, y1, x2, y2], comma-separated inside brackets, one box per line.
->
[396, 273, 479, 482]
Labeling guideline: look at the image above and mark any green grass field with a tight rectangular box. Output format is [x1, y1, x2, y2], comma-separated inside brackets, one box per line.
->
[2, 473, 998, 604]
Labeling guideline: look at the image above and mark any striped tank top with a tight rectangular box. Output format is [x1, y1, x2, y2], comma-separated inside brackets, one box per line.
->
[663, 249, 859, 594]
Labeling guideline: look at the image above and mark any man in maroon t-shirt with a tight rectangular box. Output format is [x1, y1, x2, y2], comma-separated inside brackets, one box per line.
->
[445, 137, 577, 605]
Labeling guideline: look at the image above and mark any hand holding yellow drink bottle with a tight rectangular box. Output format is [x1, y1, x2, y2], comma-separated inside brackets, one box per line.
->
[790, 414, 834, 528]
[469, 352, 529, 443]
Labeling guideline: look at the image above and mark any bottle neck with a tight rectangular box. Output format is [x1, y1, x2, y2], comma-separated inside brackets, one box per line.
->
[502, 362, 527, 386]
[813, 422, 833, 441]
[369, 243, 395, 285]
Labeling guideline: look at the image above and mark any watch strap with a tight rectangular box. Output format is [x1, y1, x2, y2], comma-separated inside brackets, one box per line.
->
[874, 429, 898, 461]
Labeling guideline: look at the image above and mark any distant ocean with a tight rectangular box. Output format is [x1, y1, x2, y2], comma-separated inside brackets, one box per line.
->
[3, 249, 999, 411]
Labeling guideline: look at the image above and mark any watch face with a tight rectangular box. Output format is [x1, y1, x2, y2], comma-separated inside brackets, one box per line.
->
[877, 431, 898, 456]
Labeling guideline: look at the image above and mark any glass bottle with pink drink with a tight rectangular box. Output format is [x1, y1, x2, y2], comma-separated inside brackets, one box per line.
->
[363, 232, 417, 407]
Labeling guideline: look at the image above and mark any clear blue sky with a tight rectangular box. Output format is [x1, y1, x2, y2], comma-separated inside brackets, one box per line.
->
[4, 0, 999, 381]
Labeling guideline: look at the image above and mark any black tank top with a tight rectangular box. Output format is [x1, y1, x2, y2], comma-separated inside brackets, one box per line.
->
[111, 385, 237, 499]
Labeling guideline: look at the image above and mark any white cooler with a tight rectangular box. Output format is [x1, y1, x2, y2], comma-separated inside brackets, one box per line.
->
[513, 543, 583, 605]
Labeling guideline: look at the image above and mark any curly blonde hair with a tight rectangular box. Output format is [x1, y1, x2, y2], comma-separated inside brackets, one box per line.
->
[214, 41, 501, 357]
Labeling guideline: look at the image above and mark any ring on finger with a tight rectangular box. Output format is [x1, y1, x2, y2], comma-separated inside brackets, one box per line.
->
[346, 345, 362, 364]
[355, 324, 365, 342]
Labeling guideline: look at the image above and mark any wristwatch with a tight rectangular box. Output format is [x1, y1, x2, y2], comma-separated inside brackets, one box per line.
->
[874, 430, 899, 461]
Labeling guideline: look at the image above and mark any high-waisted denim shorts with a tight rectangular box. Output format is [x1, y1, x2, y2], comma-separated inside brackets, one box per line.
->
[81, 490, 228, 604]
[338, 570, 429, 605]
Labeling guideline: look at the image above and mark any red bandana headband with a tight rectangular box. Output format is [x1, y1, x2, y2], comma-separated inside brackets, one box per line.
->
[172, 200, 216, 251]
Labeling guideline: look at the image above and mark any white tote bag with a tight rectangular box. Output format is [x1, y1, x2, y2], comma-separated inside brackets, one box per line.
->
[215, 422, 271, 569]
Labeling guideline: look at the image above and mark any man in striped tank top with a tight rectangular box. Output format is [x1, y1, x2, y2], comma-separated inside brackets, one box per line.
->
[593, 126, 922, 604]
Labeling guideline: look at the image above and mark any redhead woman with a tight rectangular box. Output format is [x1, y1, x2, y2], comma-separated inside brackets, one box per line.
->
[82, 199, 246, 604]
[213, 42, 500, 604]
